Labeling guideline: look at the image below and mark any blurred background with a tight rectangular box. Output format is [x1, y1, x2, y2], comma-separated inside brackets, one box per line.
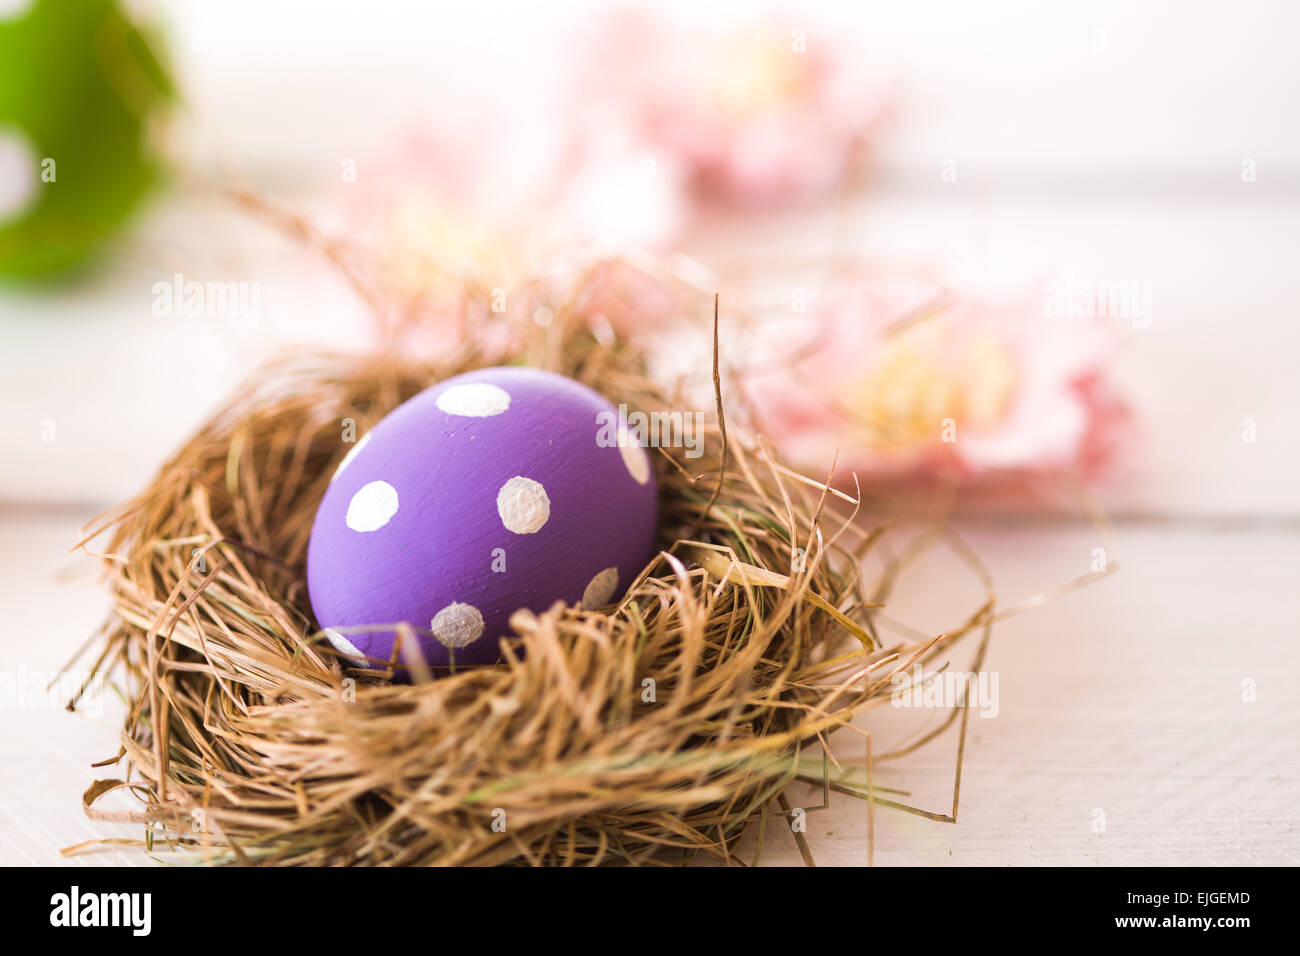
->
[2, 0, 1297, 865]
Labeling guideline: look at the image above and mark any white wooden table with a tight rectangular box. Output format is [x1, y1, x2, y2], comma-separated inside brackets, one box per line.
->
[5, 509, 1296, 866]
[2, 0, 1298, 866]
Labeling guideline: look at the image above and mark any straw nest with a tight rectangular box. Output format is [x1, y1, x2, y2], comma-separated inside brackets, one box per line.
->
[73, 270, 994, 867]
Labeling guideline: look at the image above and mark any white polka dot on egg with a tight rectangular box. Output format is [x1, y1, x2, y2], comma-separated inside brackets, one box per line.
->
[436, 382, 511, 418]
[431, 602, 485, 648]
[618, 426, 651, 485]
[582, 567, 620, 609]
[497, 476, 550, 533]
[346, 480, 399, 532]
[323, 627, 366, 664]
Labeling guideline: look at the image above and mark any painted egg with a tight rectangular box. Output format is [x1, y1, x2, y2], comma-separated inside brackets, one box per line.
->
[306, 366, 657, 669]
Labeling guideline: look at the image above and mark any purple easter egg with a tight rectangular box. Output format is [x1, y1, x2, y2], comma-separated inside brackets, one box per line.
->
[306, 366, 657, 670]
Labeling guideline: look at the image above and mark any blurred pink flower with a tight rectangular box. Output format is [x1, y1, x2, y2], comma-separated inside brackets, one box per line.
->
[751, 274, 1129, 481]
[559, 251, 715, 342]
[326, 10, 892, 305]
[581, 11, 893, 210]
[333, 115, 687, 313]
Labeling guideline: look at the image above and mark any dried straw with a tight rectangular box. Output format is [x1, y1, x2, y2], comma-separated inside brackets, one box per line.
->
[67, 243, 999, 866]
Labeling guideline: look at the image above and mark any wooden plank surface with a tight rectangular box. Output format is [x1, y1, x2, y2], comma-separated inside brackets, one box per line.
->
[4, 508, 1296, 866]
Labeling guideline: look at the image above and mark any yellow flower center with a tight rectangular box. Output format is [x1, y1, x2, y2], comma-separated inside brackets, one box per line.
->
[379, 192, 517, 296]
[849, 319, 1019, 451]
[712, 38, 806, 119]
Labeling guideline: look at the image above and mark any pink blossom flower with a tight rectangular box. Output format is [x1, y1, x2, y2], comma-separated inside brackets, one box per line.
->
[333, 115, 687, 316]
[580, 11, 893, 210]
[749, 273, 1130, 482]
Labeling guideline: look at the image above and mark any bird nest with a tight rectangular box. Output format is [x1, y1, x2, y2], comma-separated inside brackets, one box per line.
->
[70, 266, 996, 866]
